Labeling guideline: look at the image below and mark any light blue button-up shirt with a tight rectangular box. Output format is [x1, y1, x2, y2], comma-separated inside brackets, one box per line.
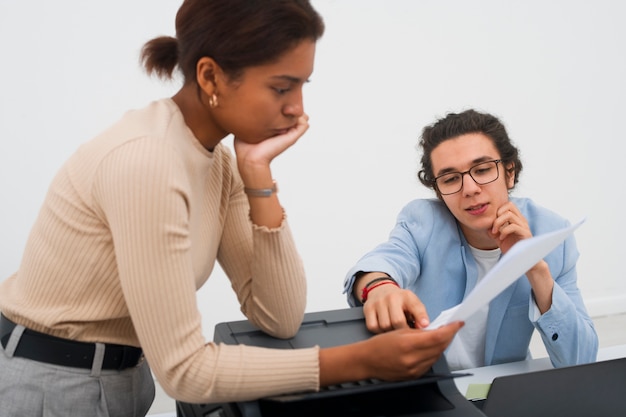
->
[344, 197, 598, 367]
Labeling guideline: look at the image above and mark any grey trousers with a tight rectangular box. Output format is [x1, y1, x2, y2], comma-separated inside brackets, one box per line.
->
[0, 323, 155, 417]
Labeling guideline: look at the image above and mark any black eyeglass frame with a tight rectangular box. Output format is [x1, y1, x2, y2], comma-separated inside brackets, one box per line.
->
[433, 159, 503, 195]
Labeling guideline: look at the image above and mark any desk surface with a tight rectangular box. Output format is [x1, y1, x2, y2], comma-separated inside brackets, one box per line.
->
[453, 344, 626, 397]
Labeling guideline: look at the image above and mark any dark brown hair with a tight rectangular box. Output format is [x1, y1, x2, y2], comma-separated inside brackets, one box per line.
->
[141, 0, 325, 82]
[417, 109, 523, 195]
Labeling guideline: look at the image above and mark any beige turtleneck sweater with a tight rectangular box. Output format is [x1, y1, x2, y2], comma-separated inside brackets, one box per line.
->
[0, 98, 319, 403]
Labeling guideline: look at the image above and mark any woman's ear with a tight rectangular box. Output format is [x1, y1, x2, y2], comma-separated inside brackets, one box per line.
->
[196, 57, 220, 95]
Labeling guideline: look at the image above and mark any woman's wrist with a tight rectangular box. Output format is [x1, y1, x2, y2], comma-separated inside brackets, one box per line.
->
[244, 180, 278, 197]
[319, 342, 369, 386]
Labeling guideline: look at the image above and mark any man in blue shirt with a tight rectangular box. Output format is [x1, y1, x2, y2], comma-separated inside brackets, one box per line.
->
[344, 109, 598, 370]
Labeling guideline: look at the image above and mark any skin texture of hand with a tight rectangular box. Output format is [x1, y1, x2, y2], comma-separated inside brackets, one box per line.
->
[487, 201, 533, 255]
[234, 113, 309, 183]
[488, 201, 554, 313]
[318, 321, 463, 386]
[363, 286, 431, 333]
[354, 272, 430, 333]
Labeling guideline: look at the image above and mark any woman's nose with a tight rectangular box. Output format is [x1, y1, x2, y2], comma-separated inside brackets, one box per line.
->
[283, 90, 304, 118]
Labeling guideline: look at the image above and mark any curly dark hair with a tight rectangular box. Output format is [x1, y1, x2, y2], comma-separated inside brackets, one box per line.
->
[417, 109, 523, 198]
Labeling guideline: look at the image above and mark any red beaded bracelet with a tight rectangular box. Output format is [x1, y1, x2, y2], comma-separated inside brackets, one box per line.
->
[361, 279, 400, 303]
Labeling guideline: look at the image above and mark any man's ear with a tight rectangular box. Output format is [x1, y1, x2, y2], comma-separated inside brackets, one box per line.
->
[196, 57, 221, 94]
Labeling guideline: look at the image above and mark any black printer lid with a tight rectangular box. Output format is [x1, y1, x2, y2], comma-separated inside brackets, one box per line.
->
[211, 307, 483, 417]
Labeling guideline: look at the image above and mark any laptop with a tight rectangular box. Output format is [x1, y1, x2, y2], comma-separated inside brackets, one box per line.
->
[477, 356, 626, 417]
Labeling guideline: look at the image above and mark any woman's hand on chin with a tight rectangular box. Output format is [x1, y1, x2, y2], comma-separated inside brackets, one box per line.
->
[234, 114, 309, 170]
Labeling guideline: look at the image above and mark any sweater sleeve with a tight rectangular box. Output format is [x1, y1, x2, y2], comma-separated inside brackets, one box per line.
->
[216, 168, 308, 338]
[94, 140, 318, 403]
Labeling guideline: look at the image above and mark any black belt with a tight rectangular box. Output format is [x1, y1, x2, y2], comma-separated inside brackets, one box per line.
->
[0, 314, 143, 370]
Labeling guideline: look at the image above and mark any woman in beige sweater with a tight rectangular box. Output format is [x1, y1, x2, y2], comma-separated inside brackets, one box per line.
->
[0, 1, 462, 415]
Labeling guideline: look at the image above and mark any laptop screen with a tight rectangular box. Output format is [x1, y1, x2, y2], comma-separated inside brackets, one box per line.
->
[482, 357, 626, 417]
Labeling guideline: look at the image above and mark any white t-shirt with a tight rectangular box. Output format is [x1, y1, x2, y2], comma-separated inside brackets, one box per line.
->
[445, 245, 501, 371]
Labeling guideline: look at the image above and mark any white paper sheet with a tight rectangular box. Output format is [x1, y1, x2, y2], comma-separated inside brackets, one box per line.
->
[426, 218, 585, 330]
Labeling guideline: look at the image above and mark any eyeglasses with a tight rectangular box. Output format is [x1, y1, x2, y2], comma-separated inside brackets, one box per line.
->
[433, 159, 502, 195]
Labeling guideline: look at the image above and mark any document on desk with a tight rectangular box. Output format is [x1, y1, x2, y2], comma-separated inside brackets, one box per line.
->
[426, 218, 585, 330]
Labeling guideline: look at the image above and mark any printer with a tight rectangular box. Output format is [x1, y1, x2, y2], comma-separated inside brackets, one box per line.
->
[176, 307, 485, 417]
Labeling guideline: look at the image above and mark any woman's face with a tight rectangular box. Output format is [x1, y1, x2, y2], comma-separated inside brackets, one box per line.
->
[431, 132, 515, 248]
[213, 40, 316, 143]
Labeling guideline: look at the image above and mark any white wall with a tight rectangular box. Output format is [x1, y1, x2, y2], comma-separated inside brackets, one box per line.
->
[1, 1, 625, 338]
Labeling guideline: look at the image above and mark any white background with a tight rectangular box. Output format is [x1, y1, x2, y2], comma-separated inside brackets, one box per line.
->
[1, 1, 625, 338]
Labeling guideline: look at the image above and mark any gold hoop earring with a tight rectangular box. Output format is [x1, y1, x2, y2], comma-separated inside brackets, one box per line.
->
[208, 94, 219, 108]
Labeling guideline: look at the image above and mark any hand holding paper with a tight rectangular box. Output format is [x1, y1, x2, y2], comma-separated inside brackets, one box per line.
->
[426, 218, 585, 330]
